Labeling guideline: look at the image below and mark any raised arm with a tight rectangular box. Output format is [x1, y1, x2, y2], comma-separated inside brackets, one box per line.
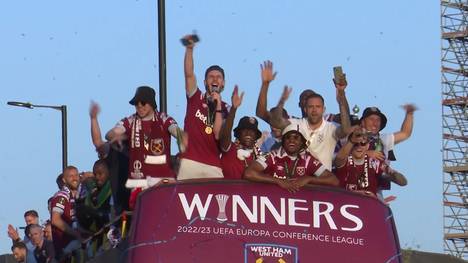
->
[90, 101, 105, 149]
[7, 224, 20, 243]
[394, 104, 417, 144]
[334, 127, 362, 167]
[219, 86, 244, 151]
[182, 35, 197, 96]
[334, 77, 352, 139]
[270, 86, 292, 129]
[256, 61, 277, 124]
[105, 125, 126, 144]
[334, 141, 354, 168]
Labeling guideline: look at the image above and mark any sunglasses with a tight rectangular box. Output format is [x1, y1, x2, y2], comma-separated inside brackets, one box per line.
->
[356, 141, 369, 146]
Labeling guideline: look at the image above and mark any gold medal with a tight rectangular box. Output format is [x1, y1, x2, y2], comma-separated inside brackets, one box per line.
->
[205, 126, 213, 134]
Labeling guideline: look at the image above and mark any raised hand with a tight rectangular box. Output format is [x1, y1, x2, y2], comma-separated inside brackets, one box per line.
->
[231, 85, 244, 109]
[7, 224, 19, 241]
[260, 60, 277, 84]
[89, 101, 100, 119]
[333, 74, 348, 92]
[181, 34, 197, 49]
[278, 85, 293, 105]
[401, 104, 418, 114]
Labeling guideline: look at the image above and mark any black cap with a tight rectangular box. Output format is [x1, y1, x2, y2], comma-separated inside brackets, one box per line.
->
[129, 86, 157, 109]
[329, 114, 361, 126]
[360, 107, 387, 131]
[233, 116, 262, 140]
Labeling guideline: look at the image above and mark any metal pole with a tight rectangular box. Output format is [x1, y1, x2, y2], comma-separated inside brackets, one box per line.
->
[157, 0, 167, 113]
[7, 101, 68, 172]
[61, 105, 68, 171]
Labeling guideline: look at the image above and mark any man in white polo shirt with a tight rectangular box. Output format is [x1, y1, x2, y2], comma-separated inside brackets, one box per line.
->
[270, 79, 352, 171]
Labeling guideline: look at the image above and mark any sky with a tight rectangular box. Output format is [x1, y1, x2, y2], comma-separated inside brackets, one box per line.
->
[0, 0, 441, 254]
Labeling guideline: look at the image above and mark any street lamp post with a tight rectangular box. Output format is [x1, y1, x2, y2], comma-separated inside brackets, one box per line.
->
[157, 0, 167, 113]
[7, 101, 68, 172]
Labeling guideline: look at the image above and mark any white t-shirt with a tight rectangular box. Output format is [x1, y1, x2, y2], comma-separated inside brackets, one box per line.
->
[380, 133, 395, 159]
[289, 118, 337, 171]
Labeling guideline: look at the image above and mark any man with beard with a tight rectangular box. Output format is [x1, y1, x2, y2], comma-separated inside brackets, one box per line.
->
[269, 75, 352, 171]
[11, 242, 27, 263]
[178, 34, 230, 179]
[255, 61, 313, 153]
[244, 124, 339, 192]
[75, 159, 113, 255]
[334, 128, 407, 196]
[219, 87, 262, 179]
[50, 166, 83, 262]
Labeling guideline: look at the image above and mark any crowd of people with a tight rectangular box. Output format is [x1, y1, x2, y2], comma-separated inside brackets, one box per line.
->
[6, 34, 416, 263]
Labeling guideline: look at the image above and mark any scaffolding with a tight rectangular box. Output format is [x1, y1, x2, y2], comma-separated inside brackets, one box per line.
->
[442, 0, 468, 258]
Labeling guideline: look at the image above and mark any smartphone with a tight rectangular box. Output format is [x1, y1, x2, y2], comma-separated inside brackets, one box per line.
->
[333, 66, 346, 84]
[181, 34, 200, 46]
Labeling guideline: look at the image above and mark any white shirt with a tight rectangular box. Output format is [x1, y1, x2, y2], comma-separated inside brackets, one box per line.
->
[380, 133, 395, 159]
[289, 118, 338, 171]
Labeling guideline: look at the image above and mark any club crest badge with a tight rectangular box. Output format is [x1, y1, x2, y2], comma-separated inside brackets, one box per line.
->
[317, 133, 324, 144]
[58, 197, 66, 205]
[150, 138, 165, 155]
[296, 166, 305, 176]
[244, 243, 298, 263]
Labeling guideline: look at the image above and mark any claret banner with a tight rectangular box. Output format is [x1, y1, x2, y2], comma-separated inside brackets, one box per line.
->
[127, 180, 401, 263]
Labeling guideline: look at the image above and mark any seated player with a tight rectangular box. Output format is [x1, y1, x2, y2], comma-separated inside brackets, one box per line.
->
[244, 124, 339, 192]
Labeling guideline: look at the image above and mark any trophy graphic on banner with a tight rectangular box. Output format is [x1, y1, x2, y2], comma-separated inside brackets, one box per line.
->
[215, 194, 229, 222]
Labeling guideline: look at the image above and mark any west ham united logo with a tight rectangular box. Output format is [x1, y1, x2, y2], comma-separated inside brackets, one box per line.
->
[296, 167, 305, 176]
[244, 243, 298, 263]
[150, 138, 164, 155]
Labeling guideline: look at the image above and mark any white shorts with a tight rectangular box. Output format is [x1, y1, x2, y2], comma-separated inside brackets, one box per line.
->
[177, 159, 224, 180]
